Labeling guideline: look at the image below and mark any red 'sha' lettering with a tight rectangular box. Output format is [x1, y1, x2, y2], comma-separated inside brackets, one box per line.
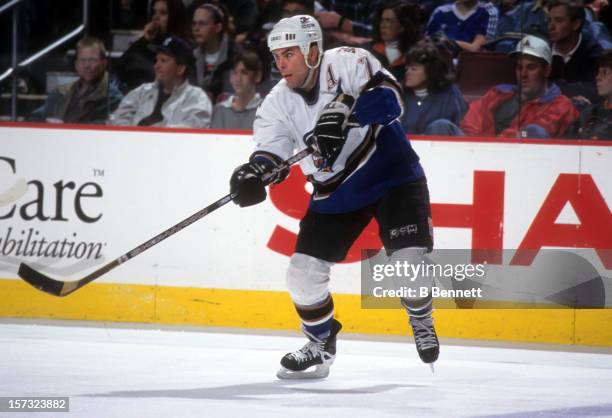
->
[267, 170, 610, 267]
[511, 174, 612, 268]
[431, 171, 505, 264]
[266, 166, 308, 258]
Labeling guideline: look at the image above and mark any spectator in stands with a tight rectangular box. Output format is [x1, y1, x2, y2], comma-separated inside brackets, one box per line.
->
[368, 1, 424, 82]
[192, 3, 239, 102]
[588, 7, 612, 50]
[568, 50, 612, 139]
[494, 0, 612, 51]
[432, 35, 579, 138]
[110, 36, 212, 127]
[401, 39, 468, 135]
[426, 0, 499, 56]
[421, 0, 460, 16]
[316, 1, 384, 39]
[31, 37, 123, 124]
[495, 0, 549, 40]
[548, 0, 603, 102]
[586, 0, 609, 19]
[188, 0, 260, 40]
[282, 0, 314, 17]
[115, 0, 189, 92]
[494, 0, 521, 16]
[211, 51, 263, 129]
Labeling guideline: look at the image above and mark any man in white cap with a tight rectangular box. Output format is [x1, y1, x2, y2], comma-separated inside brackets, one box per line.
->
[431, 34, 579, 137]
[228, 15, 439, 379]
[459, 34, 579, 138]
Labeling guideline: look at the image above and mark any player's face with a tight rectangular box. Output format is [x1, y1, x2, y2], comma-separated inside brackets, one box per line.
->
[154, 52, 183, 86]
[379, 9, 403, 43]
[547, 5, 580, 43]
[515, 55, 549, 100]
[192, 8, 220, 46]
[271, 46, 309, 89]
[404, 63, 427, 90]
[230, 61, 260, 96]
[595, 65, 612, 98]
[152, 0, 169, 35]
[75, 46, 106, 83]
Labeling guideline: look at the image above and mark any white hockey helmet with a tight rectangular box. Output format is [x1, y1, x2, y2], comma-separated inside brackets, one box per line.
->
[267, 15, 323, 59]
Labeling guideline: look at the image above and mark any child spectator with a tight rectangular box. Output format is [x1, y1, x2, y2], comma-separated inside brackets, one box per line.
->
[211, 51, 263, 129]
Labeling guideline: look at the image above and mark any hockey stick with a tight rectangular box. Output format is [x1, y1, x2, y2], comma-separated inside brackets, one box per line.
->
[18, 147, 313, 297]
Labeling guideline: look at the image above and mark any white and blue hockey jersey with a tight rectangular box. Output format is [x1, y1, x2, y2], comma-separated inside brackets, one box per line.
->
[252, 46, 425, 214]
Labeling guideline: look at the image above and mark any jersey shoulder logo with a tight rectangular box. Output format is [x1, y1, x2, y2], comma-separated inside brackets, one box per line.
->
[326, 65, 337, 90]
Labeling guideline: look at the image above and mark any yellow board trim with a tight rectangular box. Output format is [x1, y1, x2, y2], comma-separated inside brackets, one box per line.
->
[1, 279, 610, 346]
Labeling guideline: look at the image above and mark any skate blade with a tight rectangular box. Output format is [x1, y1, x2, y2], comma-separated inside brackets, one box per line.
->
[429, 363, 435, 374]
[276, 364, 330, 380]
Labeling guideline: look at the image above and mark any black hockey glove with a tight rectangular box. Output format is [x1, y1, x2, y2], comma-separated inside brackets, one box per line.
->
[230, 155, 288, 207]
[230, 161, 268, 207]
[310, 93, 355, 169]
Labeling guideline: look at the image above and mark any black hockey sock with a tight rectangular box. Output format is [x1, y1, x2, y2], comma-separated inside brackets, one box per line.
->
[295, 294, 335, 340]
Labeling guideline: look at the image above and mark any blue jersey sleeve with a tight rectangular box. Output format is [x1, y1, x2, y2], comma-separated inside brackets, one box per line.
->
[352, 71, 404, 127]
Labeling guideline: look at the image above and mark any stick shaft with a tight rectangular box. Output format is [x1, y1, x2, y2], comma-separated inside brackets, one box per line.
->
[77, 147, 313, 287]
[76, 193, 234, 289]
[18, 146, 313, 296]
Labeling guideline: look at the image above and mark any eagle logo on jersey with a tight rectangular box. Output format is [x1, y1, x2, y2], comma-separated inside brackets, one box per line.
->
[326, 66, 337, 90]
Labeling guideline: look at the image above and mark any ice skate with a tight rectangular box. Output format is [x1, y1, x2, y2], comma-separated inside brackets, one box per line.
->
[409, 313, 439, 371]
[277, 319, 342, 380]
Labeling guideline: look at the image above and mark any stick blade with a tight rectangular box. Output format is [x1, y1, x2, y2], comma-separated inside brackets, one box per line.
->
[18, 263, 68, 297]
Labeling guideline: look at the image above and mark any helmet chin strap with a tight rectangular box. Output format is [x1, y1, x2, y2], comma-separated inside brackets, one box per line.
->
[298, 48, 322, 89]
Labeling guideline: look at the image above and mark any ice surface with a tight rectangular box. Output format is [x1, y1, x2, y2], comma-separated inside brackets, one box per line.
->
[0, 322, 611, 418]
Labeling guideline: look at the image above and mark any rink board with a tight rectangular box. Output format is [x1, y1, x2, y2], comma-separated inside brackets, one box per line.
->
[2, 279, 612, 346]
[0, 123, 611, 346]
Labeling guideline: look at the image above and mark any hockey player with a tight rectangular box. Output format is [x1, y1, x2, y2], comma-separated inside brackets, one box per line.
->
[229, 15, 439, 379]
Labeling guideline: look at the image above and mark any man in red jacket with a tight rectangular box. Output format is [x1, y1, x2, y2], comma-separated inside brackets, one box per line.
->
[428, 35, 579, 138]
